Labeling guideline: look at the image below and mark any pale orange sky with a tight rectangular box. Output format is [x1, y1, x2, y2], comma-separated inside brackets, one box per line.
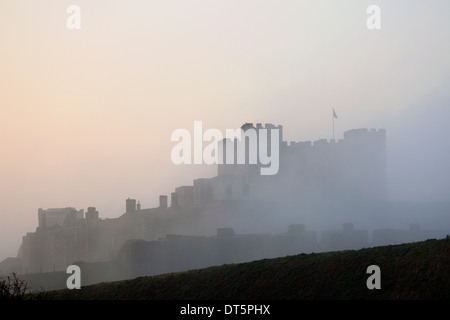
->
[1, 0, 450, 260]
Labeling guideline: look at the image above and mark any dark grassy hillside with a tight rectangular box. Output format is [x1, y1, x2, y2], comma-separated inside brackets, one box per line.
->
[49, 237, 450, 300]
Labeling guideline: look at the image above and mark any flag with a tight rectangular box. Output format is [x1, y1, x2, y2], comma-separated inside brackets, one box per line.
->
[333, 108, 338, 119]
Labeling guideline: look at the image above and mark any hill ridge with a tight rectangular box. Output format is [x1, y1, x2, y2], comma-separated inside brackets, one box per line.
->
[50, 237, 450, 300]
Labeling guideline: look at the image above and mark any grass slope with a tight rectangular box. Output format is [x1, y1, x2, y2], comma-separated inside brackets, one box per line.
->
[51, 237, 450, 300]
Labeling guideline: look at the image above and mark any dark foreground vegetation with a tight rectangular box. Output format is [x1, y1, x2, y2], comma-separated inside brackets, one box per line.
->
[6, 237, 450, 300]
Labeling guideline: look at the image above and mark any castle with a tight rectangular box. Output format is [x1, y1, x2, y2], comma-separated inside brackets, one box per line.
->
[2, 123, 447, 283]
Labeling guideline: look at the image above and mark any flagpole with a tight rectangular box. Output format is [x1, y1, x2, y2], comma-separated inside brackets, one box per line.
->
[332, 108, 337, 141]
[332, 109, 335, 141]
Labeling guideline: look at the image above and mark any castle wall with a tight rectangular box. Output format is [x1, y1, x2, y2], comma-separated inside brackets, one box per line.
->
[175, 186, 194, 207]
[193, 178, 214, 205]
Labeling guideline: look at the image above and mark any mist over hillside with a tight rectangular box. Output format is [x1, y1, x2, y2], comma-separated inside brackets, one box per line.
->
[45, 238, 450, 300]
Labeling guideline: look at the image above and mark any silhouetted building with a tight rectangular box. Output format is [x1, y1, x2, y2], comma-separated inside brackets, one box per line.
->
[175, 186, 194, 207]
[126, 198, 137, 214]
[38, 207, 84, 229]
[159, 195, 168, 208]
[7, 123, 430, 280]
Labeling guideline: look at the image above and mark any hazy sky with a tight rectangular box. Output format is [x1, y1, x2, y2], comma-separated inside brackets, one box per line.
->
[1, 0, 450, 260]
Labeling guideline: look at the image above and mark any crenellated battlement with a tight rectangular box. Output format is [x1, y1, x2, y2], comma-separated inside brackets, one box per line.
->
[344, 128, 386, 140]
[286, 128, 385, 152]
[241, 122, 283, 133]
